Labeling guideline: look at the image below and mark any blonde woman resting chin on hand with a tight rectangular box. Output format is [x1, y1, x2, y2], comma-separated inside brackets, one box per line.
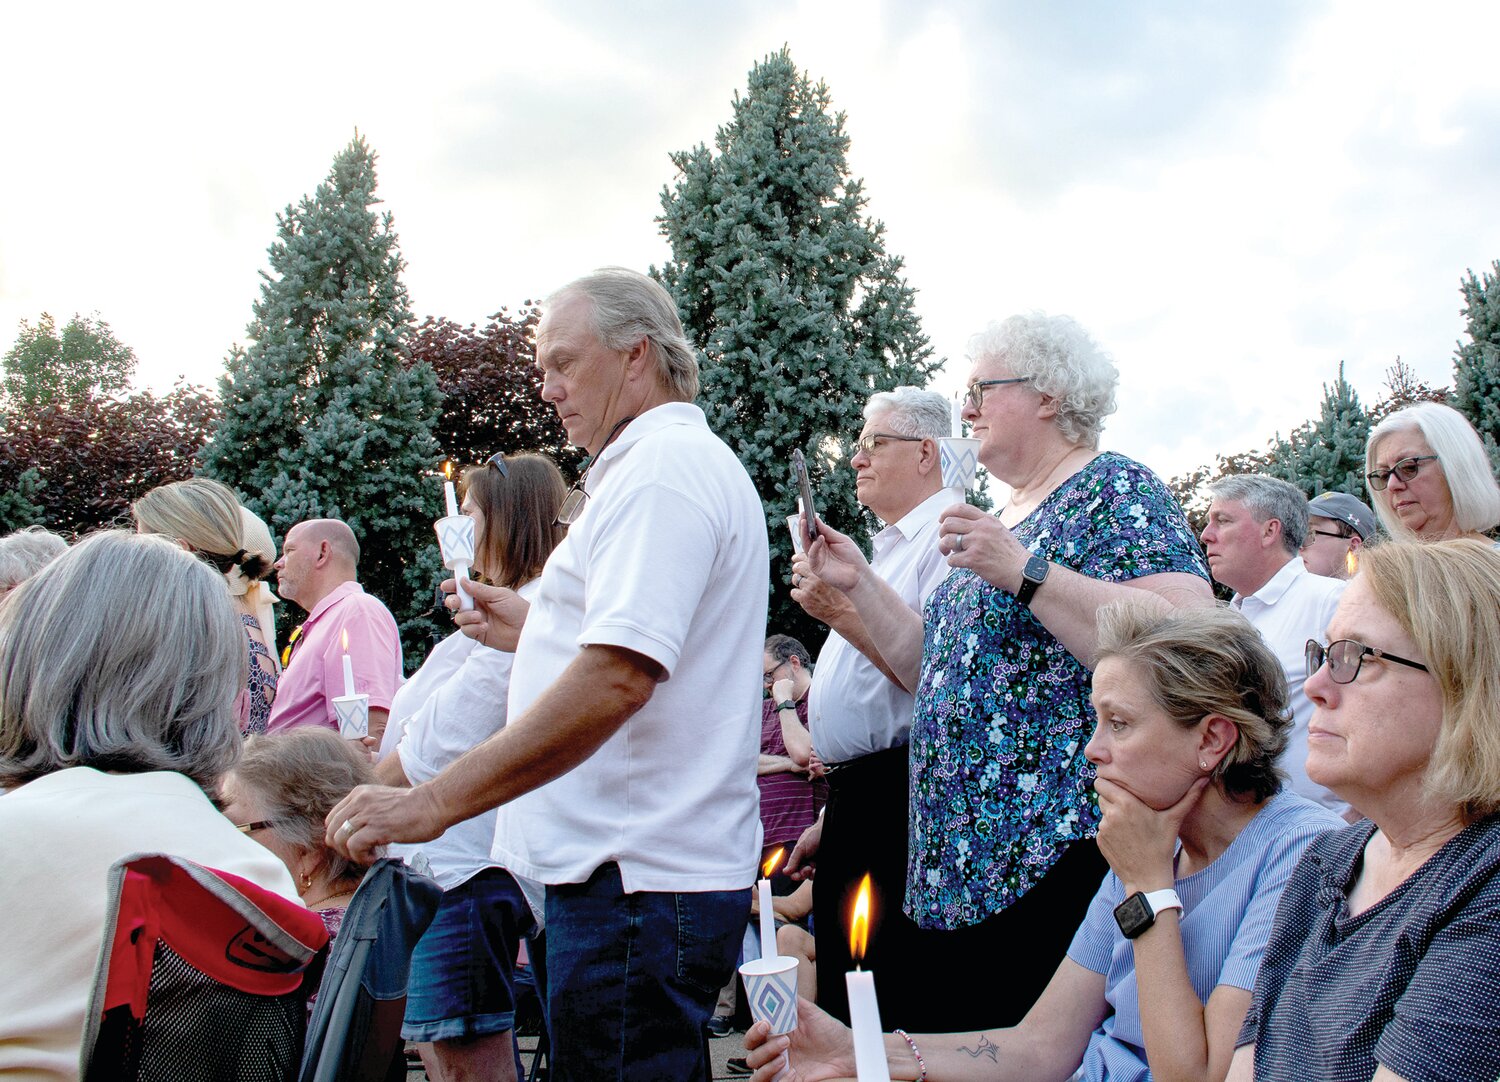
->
[744, 601, 1341, 1082]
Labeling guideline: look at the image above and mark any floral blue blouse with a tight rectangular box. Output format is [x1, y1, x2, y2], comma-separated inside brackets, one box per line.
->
[907, 452, 1208, 930]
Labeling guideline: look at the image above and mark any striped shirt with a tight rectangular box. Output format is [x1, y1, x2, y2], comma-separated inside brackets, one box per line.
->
[1067, 791, 1340, 1082]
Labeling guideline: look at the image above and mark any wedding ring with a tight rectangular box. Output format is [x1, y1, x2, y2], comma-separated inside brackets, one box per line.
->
[339, 819, 354, 836]
[954, 533, 964, 553]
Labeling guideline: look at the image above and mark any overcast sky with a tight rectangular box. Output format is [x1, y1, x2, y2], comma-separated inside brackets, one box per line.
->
[3, 0, 1498, 480]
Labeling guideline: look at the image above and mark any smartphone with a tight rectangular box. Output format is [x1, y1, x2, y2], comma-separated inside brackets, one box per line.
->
[791, 449, 820, 544]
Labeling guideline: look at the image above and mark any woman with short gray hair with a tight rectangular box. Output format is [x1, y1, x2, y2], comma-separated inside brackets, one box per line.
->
[0, 525, 68, 600]
[799, 311, 1212, 1029]
[222, 728, 375, 937]
[0, 531, 302, 1076]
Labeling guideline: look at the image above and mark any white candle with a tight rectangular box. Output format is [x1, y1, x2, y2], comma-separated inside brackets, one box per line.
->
[341, 629, 356, 697]
[951, 393, 964, 437]
[443, 479, 459, 518]
[846, 968, 888, 1081]
[758, 878, 776, 960]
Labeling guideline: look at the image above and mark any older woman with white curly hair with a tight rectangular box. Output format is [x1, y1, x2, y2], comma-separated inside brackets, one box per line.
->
[0, 531, 301, 1079]
[800, 313, 1213, 1029]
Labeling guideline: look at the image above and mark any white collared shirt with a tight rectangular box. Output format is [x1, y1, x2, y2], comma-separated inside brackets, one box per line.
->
[808, 487, 955, 763]
[1233, 556, 1348, 815]
[493, 402, 769, 893]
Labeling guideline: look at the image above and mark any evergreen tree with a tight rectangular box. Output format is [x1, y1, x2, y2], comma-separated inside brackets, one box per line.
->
[1452, 260, 1500, 467]
[202, 135, 442, 661]
[2, 311, 136, 408]
[1267, 362, 1372, 497]
[655, 48, 940, 647]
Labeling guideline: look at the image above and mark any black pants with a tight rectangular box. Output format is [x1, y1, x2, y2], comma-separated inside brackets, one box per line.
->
[812, 744, 1107, 1032]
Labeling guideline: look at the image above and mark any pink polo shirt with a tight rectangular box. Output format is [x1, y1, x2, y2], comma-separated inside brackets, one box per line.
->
[265, 580, 403, 733]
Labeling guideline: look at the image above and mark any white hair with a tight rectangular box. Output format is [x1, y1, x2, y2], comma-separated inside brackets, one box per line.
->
[0, 527, 68, 592]
[0, 531, 245, 791]
[864, 386, 950, 439]
[1366, 402, 1500, 539]
[1208, 474, 1310, 554]
[549, 267, 700, 401]
[967, 313, 1119, 448]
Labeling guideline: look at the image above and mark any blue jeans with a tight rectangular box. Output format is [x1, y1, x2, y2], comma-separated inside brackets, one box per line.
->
[544, 863, 747, 1082]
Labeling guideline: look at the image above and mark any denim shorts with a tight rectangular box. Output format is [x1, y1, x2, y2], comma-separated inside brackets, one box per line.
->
[401, 867, 536, 1042]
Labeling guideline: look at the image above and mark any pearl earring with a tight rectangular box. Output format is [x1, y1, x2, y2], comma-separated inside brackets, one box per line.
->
[1200, 760, 1209, 770]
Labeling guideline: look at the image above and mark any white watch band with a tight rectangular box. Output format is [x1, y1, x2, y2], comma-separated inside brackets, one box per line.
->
[1143, 888, 1183, 918]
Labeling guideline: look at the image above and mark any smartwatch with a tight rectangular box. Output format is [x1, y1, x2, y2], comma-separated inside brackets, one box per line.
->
[1015, 554, 1049, 608]
[1113, 888, 1183, 939]
[775, 700, 798, 713]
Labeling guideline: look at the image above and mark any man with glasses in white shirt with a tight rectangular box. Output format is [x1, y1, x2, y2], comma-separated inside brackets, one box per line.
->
[782, 385, 953, 1029]
[327, 267, 768, 1082]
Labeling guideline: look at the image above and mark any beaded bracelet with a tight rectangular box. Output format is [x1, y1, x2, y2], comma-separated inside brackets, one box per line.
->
[893, 1029, 927, 1081]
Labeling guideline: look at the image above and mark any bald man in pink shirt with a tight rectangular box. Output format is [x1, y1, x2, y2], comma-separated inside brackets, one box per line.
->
[266, 518, 403, 743]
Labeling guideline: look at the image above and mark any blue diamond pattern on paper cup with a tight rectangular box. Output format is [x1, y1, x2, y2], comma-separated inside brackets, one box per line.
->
[739, 955, 799, 1034]
[435, 515, 476, 568]
[333, 694, 369, 739]
[938, 437, 981, 490]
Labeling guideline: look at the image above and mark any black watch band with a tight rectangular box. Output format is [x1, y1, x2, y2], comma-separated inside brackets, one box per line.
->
[775, 700, 798, 712]
[1015, 554, 1049, 608]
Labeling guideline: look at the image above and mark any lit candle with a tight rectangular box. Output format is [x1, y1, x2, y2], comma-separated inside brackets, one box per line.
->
[341, 628, 356, 697]
[759, 847, 785, 960]
[951, 393, 964, 437]
[1346, 548, 1359, 577]
[846, 874, 888, 1081]
[442, 461, 459, 518]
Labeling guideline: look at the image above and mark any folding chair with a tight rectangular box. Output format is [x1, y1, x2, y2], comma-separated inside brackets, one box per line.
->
[82, 853, 330, 1082]
[299, 857, 442, 1082]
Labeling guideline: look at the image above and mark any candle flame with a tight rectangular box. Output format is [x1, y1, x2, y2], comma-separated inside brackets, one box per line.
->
[341, 628, 349, 653]
[442, 460, 454, 481]
[762, 846, 786, 878]
[1346, 549, 1359, 577]
[848, 873, 873, 962]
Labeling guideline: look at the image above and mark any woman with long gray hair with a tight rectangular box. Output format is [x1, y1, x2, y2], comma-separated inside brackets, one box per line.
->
[0, 531, 302, 1078]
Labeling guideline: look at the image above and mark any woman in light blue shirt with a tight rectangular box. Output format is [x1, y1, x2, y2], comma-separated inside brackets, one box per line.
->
[743, 601, 1340, 1082]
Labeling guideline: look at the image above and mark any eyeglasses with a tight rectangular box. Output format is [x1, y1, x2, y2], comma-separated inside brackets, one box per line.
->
[555, 415, 637, 528]
[964, 377, 1031, 410]
[235, 820, 278, 834]
[851, 432, 924, 458]
[1366, 455, 1438, 491]
[1302, 528, 1352, 546]
[1305, 638, 1429, 684]
[763, 660, 789, 684]
[485, 452, 509, 478]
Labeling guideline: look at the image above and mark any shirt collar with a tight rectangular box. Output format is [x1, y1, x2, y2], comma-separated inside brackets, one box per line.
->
[1235, 556, 1304, 607]
[588, 403, 707, 483]
[873, 487, 951, 554]
[304, 579, 365, 625]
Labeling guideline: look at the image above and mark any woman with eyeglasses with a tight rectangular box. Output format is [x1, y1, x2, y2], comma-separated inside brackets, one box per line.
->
[370, 452, 566, 1082]
[1226, 539, 1500, 1081]
[1364, 401, 1500, 545]
[221, 727, 374, 937]
[798, 313, 1213, 1029]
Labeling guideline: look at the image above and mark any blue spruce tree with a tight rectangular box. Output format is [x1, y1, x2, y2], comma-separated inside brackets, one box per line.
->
[202, 135, 442, 660]
[655, 48, 939, 645]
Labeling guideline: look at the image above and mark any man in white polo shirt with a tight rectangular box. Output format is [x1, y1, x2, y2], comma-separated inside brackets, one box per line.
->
[1202, 473, 1348, 816]
[783, 386, 952, 1028]
[328, 268, 768, 1082]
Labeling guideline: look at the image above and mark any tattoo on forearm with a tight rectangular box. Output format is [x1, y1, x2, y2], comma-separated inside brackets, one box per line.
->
[957, 1035, 999, 1062]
